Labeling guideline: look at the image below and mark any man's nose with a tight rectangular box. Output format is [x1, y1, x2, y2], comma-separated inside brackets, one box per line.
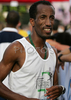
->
[45, 19, 51, 26]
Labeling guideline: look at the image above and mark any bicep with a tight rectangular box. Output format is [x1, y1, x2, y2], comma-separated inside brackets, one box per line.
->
[0, 61, 13, 82]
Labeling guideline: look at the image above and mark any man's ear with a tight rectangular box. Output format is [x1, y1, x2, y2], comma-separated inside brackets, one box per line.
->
[30, 18, 35, 27]
[17, 21, 21, 27]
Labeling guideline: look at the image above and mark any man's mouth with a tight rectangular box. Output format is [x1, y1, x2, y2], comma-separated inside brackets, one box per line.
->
[44, 29, 50, 31]
[44, 28, 51, 33]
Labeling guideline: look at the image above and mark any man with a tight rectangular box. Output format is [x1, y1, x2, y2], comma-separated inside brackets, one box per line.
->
[0, 11, 22, 100]
[0, 1, 65, 100]
[0, 10, 23, 61]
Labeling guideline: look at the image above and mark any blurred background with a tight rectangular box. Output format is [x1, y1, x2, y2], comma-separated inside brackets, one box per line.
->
[0, 0, 70, 28]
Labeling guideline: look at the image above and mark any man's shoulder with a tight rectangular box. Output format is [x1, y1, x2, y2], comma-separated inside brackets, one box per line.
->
[0, 31, 17, 35]
[8, 40, 25, 55]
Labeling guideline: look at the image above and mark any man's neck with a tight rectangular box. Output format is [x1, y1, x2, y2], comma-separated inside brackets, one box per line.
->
[29, 34, 46, 49]
[6, 24, 16, 28]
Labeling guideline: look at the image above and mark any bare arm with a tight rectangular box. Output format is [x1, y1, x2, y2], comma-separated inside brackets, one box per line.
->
[57, 47, 71, 70]
[58, 47, 71, 62]
[46, 39, 69, 51]
[0, 42, 39, 100]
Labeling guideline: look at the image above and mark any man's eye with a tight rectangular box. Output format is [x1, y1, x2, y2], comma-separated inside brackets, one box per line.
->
[41, 17, 44, 19]
[50, 16, 55, 20]
[40, 16, 45, 19]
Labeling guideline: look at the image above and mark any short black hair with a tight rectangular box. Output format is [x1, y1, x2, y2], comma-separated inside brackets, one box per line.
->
[6, 10, 20, 27]
[29, 1, 54, 19]
[48, 32, 71, 46]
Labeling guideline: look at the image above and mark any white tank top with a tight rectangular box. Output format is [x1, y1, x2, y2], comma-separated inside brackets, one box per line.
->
[8, 37, 56, 99]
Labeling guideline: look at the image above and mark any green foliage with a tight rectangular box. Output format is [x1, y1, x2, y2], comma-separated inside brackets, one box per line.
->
[0, 12, 5, 22]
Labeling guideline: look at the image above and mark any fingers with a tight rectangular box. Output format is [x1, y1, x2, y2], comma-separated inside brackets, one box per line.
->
[58, 61, 64, 70]
[44, 86, 61, 100]
[46, 91, 59, 100]
[61, 65, 64, 70]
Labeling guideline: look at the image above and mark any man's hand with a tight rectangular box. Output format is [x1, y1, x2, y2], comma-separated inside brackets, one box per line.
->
[44, 85, 64, 100]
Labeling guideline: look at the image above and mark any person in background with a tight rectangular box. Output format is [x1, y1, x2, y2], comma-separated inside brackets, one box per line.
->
[58, 47, 71, 100]
[47, 32, 71, 46]
[50, 32, 71, 100]
[58, 47, 71, 67]
[0, 10, 23, 100]
[0, 1, 66, 100]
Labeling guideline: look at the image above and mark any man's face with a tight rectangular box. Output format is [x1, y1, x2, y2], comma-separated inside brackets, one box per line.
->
[33, 4, 55, 39]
